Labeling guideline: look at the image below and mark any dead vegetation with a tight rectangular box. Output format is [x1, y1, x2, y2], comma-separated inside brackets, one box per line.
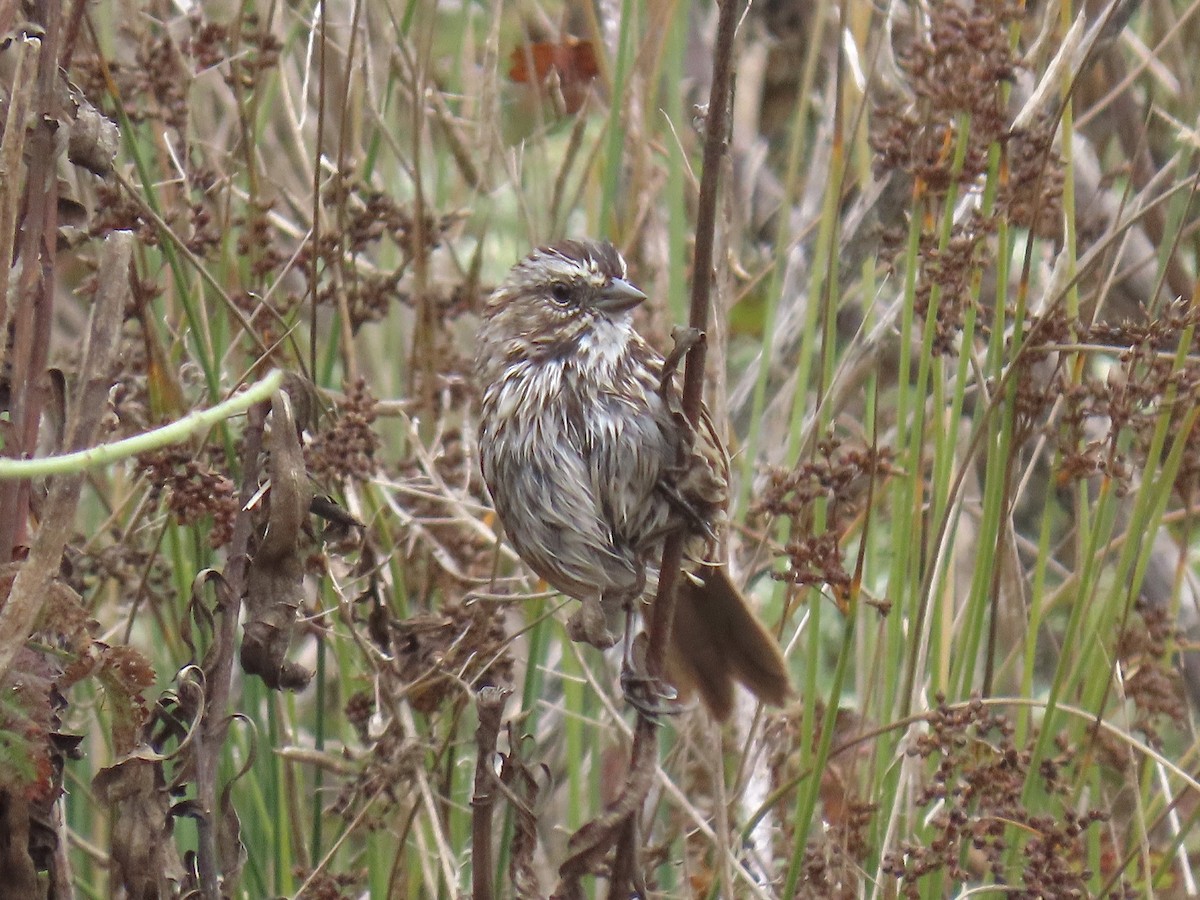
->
[0, 0, 1198, 896]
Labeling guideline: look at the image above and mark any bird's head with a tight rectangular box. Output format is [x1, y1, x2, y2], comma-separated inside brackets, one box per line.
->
[479, 239, 647, 363]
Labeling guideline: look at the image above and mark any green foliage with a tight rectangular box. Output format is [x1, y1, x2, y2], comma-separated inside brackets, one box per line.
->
[0, 0, 1197, 896]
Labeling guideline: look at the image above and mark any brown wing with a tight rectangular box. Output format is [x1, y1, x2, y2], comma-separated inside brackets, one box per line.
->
[651, 349, 731, 552]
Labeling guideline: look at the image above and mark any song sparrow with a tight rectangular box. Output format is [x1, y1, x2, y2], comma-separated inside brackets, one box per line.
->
[475, 239, 790, 719]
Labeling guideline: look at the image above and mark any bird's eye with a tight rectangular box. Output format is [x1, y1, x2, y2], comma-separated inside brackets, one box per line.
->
[549, 283, 573, 305]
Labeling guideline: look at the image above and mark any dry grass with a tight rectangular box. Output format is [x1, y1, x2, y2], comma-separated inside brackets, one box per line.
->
[0, 0, 1198, 896]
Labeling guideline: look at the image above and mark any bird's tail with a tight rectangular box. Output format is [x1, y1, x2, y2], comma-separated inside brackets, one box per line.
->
[667, 564, 791, 720]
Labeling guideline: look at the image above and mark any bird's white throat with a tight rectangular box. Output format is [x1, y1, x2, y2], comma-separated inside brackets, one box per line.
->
[576, 315, 633, 380]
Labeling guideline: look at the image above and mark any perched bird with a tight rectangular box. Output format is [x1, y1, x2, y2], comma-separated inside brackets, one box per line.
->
[475, 239, 790, 719]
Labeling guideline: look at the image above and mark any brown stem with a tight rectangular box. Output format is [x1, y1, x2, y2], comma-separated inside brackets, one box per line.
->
[610, 813, 646, 898]
[0, 0, 61, 558]
[553, 715, 658, 898]
[190, 670, 221, 900]
[470, 686, 509, 900]
[644, 0, 741, 685]
[0, 232, 130, 683]
[0, 34, 40, 381]
[555, 3, 743, 893]
[191, 399, 269, 899]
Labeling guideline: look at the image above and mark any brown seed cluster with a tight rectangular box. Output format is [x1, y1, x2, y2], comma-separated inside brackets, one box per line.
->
[73, 13, 278, 136]
[138, 446, 238, 548]
[1001, 117, 1066, 239]
[1113, 600, 1187, 747]
[331, 723, 424, 824]
[225, 14, 283, 89]
[291, 869, 364, 900]
[1013, 302, 1200, 497]
[381, 601, 513, 715]
[872, 0, 1066, 358]
[333, 599, 513, 824]
[301, 177, 469, 334]
[89, 181, 156, 245]
[795, 797, 876, 900]
[234, 197, 288, 284]
[881, 698, 1129, 897]
[305, 378, 382, 487]
[64, 538, 171, 613]
[755, 437, 896, 595]
[872, 0, 1021, 192]
[763, 704, 876, 898]
[911, 212, 996, 355]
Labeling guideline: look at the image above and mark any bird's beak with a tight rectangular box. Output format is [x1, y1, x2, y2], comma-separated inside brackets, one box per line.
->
[593, 278, 647, 314]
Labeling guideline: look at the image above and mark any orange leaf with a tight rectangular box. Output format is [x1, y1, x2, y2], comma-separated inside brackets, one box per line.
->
[508, 37, 600, 114]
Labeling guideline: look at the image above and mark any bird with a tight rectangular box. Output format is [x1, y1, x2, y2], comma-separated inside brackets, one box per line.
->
[475, 238, 790, 719]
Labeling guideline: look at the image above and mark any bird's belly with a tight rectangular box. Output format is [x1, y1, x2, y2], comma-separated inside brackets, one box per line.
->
[480, 376, 669, 599]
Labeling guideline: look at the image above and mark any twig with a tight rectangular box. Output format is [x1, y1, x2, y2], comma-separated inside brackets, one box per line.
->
[558, 4, 744, 892]
[0, 0, 61, 555]
[0, 232, 131, 683]
[643, 0, 740, 682]
[0, 370, 284, 478]
[0, 34, 41, 381]
[191, 396, 270, 899]
[552, 715, 659, 899]
[610, 813, 646, 898]
[471, 686, 510, 900]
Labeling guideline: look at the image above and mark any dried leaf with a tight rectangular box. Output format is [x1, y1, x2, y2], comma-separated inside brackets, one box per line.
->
[0, 645, 61, 800]
[65, 86, 119, 177]
[0, 567, 98, 800]
[507, 37, 599, 115]
[240, 391, 313, 690]
[93, 753, 186, 897]
[508, 37, 599, 87]
[0, 791, 39, 900]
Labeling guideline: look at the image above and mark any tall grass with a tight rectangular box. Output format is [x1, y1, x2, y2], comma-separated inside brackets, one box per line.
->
[0, 0, 1197, 896]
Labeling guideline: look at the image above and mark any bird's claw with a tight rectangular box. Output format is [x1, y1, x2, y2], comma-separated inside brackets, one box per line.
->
[660, 326, 705, 397]
[657, 481, 720, 542]
[620, 630, 686, 719]
[620, 665, 684, 719]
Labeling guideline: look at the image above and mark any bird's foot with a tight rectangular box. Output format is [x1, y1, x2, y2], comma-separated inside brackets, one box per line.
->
[660, 326, 704, 395]
[621, 667, 683, 718]
[619, 631, 686, 719]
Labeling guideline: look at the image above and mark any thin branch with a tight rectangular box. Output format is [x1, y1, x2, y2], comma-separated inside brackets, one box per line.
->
[191, 395, 271, 899]
[556, 1, 744, 894]
[0, 370, 285, 478]
[471, 686, 509, 900]
[0, 231, 130, 683]
[0, 0, 61, 555]
[644, 0, 741, 685]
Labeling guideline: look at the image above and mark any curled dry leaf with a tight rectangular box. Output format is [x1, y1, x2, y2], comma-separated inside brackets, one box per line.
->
[0, 650, 58, 900]
[171, 781, 247, 894]
[65, 87, 119, 177]
[91, 666, 210, 899]
[215, 774, 247, 891]
[0, 565, 72, 800]
[93, 749, 187, 897]
[0, 558, 155, 894]
[240, 390, 313, 691]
